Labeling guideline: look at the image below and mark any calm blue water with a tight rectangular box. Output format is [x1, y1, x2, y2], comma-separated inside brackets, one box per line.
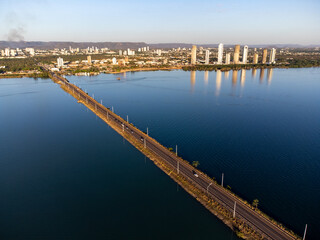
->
[1, 67, 319, 239]
[67, 68, 320, 240]
[0, 77, 240, 239]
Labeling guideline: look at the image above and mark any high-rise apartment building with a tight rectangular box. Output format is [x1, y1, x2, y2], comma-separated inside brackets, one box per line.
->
[269, 48, 276, 64]
[25, 48, 35, 56]
[127, 48, 135, 56]
[242, 45, 248, 64]
[253, 53, 259, 64]
[205, 50, 210, 64]
[225, 53, 231, 64]
[191, 45, 197, 65]
[262, 49, 268, 64]
[57, 57, 64, 67]
[10, 49, 16, 56]
[233, 45, 240, 64]
[5, 48, 10, 57]
[87, 55, 92, 65]
[217, 43, 223, 64]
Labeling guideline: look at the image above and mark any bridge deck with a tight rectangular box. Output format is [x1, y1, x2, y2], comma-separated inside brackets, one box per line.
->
[45, 68, 299, 240]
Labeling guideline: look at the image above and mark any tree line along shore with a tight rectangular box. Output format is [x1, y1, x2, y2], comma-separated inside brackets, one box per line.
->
[0, 53, 319, 78]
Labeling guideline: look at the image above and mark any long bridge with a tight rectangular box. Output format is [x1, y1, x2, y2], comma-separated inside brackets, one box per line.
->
[43, 66, 300, 240]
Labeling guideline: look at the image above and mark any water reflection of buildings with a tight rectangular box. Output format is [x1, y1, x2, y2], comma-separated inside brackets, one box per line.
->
[252, 68, 257, 79]
[224, 71, 229, 79]
[232, 70, 238, 86]
[190, 71, 196, 92]
[204, 71, 209, 85]
[267, 68, 273, 85]
[259, 68, 265, 84]
[215, 70, 221, 96]
[240, 69, 246, 88]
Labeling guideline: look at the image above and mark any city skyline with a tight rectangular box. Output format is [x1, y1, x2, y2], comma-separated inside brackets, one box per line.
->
[1, 0, 320, 44]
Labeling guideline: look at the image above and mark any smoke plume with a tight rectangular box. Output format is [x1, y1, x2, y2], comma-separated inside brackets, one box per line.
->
[7, 26, 25, 41]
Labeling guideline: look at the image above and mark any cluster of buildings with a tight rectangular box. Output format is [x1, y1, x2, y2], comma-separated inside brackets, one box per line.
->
[119, 46, 150, 56]
[53, 43, 279, 72]
[0, 45, 147, 58]
[0, 47, 30, 57]
[54, 54, 130, 71]
[191, 44, 277, 65]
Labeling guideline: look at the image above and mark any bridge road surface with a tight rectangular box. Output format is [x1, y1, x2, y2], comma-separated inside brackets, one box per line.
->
[48, 69, 297, 240]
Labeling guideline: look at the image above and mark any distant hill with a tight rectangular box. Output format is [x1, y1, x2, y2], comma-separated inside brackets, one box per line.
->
[149, 43, 320, 49]
[0, 41, 319, 49]
[0, 41, 148, 50]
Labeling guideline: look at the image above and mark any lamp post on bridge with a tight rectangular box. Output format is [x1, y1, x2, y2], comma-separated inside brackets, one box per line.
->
[221, 173, 224, 187]
[233, 201, 237, 218]
[176, 145, 178, 156]
[303, 224, 307, 240]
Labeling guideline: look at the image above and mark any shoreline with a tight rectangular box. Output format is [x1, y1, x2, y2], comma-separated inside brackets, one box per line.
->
[1, 64, 319, 79]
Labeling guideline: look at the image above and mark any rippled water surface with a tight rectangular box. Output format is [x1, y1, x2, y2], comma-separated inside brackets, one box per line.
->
[1, 67, 320, 239]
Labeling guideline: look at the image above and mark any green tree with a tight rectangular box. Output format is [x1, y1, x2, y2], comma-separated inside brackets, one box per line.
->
[252, 199, 259, 209]
[192, 161, 200, 168]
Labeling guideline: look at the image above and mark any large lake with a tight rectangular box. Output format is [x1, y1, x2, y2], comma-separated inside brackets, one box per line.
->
[1, 68, 319, 239]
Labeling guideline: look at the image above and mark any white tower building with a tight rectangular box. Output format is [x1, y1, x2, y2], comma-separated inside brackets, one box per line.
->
[191, 45, 197, 65]
[243, 45, 248, 64]
[269, 48, 276, 64]
[5, 48, 10, 57]
[217, 43, 223, 64]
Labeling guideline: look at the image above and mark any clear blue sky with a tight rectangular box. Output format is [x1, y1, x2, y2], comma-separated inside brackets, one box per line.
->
[1, 0, 319, 44]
